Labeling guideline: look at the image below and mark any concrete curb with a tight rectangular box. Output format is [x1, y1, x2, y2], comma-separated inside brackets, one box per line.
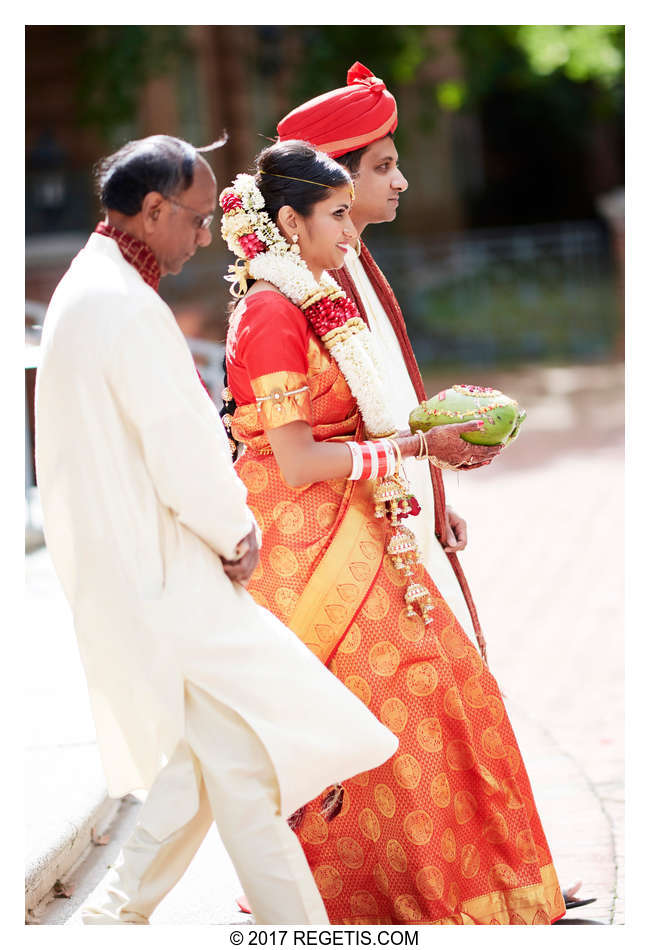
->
[25, 791, 119, 917]
[25, 543, 114, 919]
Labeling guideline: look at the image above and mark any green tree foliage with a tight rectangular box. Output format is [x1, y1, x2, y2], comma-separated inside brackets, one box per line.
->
[515, 25, 624, 86]
[455, 25, 624, 120]
[71, 25, 624, 145]
[450, 25, 624, 224]
[76, 26, 188, 140]
[284, 25, 433, 103]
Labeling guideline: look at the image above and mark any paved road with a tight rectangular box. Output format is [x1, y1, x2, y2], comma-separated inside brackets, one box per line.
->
[31, 362, 624, 926]
[433, 362, 624, 926]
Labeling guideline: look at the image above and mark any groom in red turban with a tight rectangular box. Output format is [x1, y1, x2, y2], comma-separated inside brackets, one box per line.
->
[279, 61, 487, 655]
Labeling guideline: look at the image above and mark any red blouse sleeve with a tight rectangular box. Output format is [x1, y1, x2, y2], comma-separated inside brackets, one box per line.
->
[226, 291, 312, 429]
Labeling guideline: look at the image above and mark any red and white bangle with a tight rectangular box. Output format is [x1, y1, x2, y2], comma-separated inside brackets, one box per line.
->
[380, 438, 397, 474]
[347, 438, 398, 480]
[347, 441, 364, 480]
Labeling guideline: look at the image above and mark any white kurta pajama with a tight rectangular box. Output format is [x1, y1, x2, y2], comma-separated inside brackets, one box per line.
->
[35, 233, 397, 923]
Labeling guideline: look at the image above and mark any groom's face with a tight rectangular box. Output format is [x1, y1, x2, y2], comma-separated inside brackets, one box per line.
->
[347, 137, 408, 230]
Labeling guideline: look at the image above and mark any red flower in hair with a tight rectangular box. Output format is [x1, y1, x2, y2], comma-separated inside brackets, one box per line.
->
[238, 233, 268, 259]
[220, 191, 243, 213]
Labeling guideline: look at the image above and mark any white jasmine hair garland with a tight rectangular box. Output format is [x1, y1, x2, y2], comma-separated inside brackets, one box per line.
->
[219, 174, 398, 439]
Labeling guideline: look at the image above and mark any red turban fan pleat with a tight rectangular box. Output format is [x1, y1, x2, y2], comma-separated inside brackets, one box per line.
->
[277, 62, 398, 158]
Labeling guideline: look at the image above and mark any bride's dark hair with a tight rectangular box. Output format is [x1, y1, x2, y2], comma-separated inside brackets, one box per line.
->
[220, 140, 352, 456]
[255, 139, 351, 221]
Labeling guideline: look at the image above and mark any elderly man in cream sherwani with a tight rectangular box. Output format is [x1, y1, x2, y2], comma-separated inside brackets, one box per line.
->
[35, 134, 397, 925]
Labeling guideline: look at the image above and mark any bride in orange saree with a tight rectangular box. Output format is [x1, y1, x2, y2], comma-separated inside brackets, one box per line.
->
[220, 140, 565, 925]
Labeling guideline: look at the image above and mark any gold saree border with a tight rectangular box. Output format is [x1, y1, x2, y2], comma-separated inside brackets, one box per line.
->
[250, 370, 312, 430]
[453, 862, 565, 925]
[288, 479, 386, 666]
[336, 864, 564, 926]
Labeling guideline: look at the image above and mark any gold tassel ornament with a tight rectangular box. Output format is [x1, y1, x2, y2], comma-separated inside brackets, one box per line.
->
[372, 445, 434, 624]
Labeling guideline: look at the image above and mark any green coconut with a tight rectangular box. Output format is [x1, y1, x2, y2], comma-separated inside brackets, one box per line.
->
[408, 384, 527, 446]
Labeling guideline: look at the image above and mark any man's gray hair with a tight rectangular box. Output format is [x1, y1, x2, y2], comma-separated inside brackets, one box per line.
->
[95, 133, 226, 216]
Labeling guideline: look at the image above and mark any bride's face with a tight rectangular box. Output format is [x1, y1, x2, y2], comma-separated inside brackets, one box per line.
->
[294, 185, 358, 277]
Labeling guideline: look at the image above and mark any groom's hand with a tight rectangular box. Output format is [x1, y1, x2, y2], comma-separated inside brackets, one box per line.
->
[443, 506, 468, 552]
[222, 525, 260, 586]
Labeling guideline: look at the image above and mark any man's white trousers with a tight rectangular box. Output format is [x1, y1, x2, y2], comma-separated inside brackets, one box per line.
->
[82, 681, 329, 925]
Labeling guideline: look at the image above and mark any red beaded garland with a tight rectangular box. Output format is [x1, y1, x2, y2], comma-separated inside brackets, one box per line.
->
[304, 295, 359, 336]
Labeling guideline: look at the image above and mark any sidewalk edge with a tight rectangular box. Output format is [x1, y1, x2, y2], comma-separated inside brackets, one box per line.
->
[25, 793, 119, 916]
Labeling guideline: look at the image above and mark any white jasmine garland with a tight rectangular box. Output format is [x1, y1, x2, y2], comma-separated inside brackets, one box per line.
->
[254, 215, 285, 248]
[328, 333, 397, 437]
[356, 324, 386, 379]
[249, 249, 317, 304]
[233, 173, 265, 211]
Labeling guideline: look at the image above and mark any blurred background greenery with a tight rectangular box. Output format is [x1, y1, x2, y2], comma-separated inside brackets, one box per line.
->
[25, 25, 624, 370]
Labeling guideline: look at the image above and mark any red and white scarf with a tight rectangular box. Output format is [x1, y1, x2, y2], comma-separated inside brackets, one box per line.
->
[95, 221, 161, 292]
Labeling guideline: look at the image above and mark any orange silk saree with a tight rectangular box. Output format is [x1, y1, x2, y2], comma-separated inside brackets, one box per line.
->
[227, 290, 565, 925]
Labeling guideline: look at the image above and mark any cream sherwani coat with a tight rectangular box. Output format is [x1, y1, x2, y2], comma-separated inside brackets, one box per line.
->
[35, 233, 397, 822]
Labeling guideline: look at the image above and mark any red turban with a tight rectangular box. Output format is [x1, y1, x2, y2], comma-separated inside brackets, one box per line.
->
[276, 62, 398, 158]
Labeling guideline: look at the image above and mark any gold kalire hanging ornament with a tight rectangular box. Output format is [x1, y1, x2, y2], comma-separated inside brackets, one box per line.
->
[386, 524, 418, 576]
[372, 473, 433, 624]
[405, 581, 434, 623]
[373, 473, 411, 526]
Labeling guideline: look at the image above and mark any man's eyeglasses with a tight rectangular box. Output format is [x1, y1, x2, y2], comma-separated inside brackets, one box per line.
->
[166, 197, 214, 231]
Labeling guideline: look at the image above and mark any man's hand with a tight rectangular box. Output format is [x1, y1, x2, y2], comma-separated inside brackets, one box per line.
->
[423, 421, 503, 470]
[443, 506, 467, 552]
[221, 525, 260, 587]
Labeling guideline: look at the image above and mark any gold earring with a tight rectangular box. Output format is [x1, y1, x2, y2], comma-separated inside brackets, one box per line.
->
[291, 234, 300, 255]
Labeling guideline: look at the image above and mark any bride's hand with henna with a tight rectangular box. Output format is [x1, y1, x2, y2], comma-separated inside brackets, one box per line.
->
[398, 421, 503, 470]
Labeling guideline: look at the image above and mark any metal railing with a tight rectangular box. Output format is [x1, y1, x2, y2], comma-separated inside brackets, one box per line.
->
[369, 219, 618, 365]
[25, 305, 44, 549]
[186, 337, 225, 404]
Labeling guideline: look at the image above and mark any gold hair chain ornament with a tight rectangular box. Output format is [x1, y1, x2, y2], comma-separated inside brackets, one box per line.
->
[259, 170, 336, 189]
[259, 170, 355, 202]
